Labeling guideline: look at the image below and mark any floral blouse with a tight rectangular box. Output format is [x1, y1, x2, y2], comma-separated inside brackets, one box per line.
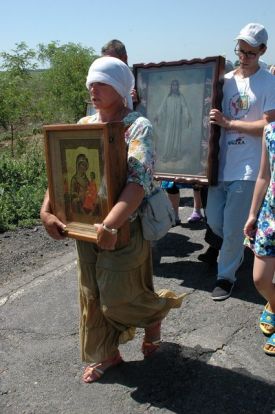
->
[265, 122, 275, 209]
[78, 111, 157, 197]
[244, 122, 275, 256]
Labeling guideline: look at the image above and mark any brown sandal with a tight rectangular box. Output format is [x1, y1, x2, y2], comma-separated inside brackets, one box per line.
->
[142, 321, 161, 357]
[142, 339, 161, 357]
[82, 352, 123, 383]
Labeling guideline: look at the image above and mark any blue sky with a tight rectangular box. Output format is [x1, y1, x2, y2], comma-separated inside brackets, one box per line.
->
[1, 0, 275, 67]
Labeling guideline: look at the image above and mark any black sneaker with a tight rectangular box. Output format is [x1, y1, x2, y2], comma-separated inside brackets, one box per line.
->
[211, 279, 234, 301]
[198, 246, 219, 265]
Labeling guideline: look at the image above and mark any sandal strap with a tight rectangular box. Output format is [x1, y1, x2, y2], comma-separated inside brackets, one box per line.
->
[143, 339, 161, 346]
[83, 365, 103, 383]
[88, 366, 104, 377]
[260, 305, 275, 326]
[142, 339, 161, 357]
[92, 366, 104, 375]
[83, 353, 123, 383]
[263, 333, 275, 355]
[265, 333, 275, 346]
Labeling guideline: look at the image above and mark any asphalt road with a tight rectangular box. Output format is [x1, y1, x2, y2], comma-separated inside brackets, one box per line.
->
[1, 191, 275, 414]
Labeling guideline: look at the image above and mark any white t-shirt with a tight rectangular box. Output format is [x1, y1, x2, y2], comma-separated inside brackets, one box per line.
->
[218, 68, 275, 181]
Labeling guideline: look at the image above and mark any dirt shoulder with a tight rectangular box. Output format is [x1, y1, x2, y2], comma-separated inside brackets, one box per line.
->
[0, 224, 75, 287]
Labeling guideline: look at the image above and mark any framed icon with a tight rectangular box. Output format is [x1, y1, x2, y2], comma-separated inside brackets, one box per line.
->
[133, 56, 225, 185]
[44, 122, 129, 247]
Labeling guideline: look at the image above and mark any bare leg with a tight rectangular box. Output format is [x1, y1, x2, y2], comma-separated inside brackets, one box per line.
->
[253, 256, 275, 354]
[253, 256, 275, 311]
[193, 189, 202, 210]
[144, 321, 161, 343]
[168, 192, 180, 222]
[142, 321, 162, 357]
[188, 189, 203, 222]
[168, 192, 180, 216]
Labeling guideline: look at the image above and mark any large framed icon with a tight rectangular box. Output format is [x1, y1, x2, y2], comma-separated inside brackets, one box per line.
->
[133, 56, 225, 185]
[43, 122, 129, 247]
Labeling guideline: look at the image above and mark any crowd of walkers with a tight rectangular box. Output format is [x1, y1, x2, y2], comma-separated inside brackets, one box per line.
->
[40, 22, 275, 384]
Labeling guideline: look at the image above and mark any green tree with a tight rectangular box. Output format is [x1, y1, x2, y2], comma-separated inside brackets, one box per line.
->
[38, 42, 97, 122]
[0, 42, 38, 155]
[0, 140, 47, 231]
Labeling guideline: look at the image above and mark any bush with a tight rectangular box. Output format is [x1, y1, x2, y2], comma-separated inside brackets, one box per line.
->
[0, 139, 47, 232]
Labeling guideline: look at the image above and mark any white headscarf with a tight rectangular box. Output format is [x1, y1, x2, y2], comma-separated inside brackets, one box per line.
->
[86, 56, 135, 109]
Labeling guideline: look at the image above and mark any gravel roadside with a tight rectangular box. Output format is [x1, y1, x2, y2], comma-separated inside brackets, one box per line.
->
[0, 224, 75, 287]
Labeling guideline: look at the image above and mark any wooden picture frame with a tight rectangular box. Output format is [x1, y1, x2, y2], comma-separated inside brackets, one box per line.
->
[43, 123, 129, 247]
[133, 56, 225, 185]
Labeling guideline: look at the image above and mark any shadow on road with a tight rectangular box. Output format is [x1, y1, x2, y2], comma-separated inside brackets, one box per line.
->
[100, 342, 275, 414]
[152, 231, 265, 306]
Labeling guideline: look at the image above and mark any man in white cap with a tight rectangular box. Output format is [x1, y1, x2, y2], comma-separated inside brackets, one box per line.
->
[205, 23, 275, 300]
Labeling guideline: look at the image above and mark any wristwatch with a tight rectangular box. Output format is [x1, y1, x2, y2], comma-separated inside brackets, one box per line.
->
[102, 223, 118, 235]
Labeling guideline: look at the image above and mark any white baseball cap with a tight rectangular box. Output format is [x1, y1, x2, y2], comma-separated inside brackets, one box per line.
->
[235, 23, 268, 47]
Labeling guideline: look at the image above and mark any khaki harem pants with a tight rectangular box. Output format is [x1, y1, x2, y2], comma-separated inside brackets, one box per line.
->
[76, 218, 184, 363]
